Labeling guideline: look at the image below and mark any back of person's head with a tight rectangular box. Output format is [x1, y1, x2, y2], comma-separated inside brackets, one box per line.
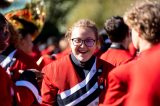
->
[104, 16, 129, 43]
[0, 13, 10, 52]
[124, 1, 160, 44]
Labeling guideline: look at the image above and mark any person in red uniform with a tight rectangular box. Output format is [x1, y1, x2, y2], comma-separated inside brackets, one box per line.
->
[100, 16, 134, 66]
[14, 70, 41, 106]
[1, 17, 40, 82]
[0, 17, 41, 105]
[41, 19, 114, 106]
[100, 1, 160, 106]
[0, 13, 13, 106]
[0, 66, 13, 106]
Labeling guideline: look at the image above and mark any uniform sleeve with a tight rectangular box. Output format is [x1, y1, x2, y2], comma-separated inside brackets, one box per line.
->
[41, 67, 58, 106]
[101, 71, 127, 106]
[0, 67, 13, 106]
[15, 86, 35, 106]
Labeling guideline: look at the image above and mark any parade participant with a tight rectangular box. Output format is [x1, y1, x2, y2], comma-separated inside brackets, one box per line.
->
[100, 16, 133, 66]
[41, 19, 114, 106]
[0, 18, 41, 106]
[100, 1, 160, 106]
[0, 13, 13, 106]
[15, 69, 41, 106]
[1, 17, 40, 82]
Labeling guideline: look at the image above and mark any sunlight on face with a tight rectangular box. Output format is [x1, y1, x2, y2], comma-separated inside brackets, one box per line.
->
[70, 27, 97, 62]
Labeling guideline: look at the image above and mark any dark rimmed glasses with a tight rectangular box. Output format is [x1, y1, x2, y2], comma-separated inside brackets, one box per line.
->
[71, 38, 96, 47]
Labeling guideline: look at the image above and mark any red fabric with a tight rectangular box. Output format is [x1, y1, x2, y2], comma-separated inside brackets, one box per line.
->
[10, 49, 40, 81]
[54, 47, 71, 60]
[100, 43, 160, 106]
[41, 55, 114, 105]
[30, 46, 50, 69]
[94, 48, 104, 57]
[100, 48, 133, 67]
[15, 86, 40, 106]
[41, 48, 52, 56]
[0, 66, 12, 106]
[31, 46, 42, 61]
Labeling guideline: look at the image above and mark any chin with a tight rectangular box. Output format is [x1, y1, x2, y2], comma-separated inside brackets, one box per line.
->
[78, 57, 89, 62]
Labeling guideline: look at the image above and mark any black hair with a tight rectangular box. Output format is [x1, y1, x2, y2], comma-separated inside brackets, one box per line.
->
[12, 16, 38, 38]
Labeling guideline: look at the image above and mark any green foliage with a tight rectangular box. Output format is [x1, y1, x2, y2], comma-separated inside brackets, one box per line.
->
[65, 0, 102, 28]
[44, 0, 139, 34]
[59, 0, 137, 32]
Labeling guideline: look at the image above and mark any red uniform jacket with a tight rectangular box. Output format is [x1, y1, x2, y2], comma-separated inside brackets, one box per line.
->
[54, 47, 71, 60]
[15, 82, 41, 106]
[9, 49, 40, 81]
[0, 66, 13, 106]
[100, 43, 160, 106]
[15, 86, 35, 106]
[1, 49, 41, 106]
[100, 48, 133, 66]
[41, 55, 114, 106]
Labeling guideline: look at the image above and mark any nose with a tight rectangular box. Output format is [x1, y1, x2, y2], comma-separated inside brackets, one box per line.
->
[79, 41, 86, 47]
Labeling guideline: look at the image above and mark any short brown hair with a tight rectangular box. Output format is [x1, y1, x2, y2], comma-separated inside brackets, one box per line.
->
[104, 16, 129, 42]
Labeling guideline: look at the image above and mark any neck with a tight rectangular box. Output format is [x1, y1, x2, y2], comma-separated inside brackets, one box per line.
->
[70, 53, 95, 69]
[122, 36, 130, 50]
[122, 42, 128, 50]
[111, 42, 125, 50]
[139, 39, 152, 53]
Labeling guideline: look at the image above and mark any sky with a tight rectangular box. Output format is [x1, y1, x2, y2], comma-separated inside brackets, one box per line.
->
[0, 0, 31, 14]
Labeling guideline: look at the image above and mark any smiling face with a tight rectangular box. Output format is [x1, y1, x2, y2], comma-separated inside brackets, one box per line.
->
[69, 27, 97, 62]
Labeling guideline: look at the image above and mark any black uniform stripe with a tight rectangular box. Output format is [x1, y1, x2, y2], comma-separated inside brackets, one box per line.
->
[57, 69, 103, 106]
[75, 87, 101, 106]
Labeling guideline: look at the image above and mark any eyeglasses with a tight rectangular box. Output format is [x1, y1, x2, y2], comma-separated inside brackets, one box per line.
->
[71, 38, 96, 47]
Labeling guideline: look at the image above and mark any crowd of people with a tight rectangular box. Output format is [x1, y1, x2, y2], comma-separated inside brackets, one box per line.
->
[0, 1, 160, 106]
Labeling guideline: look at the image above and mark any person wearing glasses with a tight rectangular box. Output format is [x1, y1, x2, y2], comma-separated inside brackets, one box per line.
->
[100, 1, 160, 106]
[41, 19, 114, 106]
[100, 16, 134, 67]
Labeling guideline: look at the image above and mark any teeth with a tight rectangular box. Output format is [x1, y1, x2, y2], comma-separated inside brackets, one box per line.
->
[78, 50, 86, 53]
[79, 51, 85, 53]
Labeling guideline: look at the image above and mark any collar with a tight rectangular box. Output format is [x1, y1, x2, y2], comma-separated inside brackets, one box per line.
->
[110, 42, 125, 50]
[70, 53, 95, 70]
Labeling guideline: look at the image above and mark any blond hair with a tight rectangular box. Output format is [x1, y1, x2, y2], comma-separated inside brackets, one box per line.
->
[124, 1, 160, 44]
[65, 19, 98, 40]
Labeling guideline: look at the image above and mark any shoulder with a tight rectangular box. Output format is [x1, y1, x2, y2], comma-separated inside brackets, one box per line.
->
[96, 57, 115, 73]
[0, 66, 10, 80]
[43, 54, 70, 68]
[97, 57, 114, 67]
[109, 60, 136, 81]
[42, 55, 71, 77]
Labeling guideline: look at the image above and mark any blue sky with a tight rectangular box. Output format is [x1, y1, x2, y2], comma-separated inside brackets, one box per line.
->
[0, 0, 31, 14]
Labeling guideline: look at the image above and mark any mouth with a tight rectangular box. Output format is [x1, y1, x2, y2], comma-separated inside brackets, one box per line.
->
[78, 50, 88, 54]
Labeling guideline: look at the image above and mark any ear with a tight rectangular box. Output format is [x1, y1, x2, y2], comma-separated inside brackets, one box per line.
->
[68, 38, 72, 47]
